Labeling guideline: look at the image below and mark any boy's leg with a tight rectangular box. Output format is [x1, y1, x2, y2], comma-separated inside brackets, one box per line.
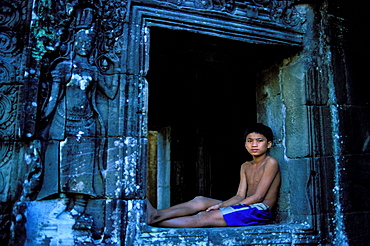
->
[147, 196, 221, 225]
[156, 209, 227, 228]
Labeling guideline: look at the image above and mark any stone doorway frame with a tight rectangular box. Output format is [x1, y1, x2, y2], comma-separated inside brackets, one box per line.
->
[126, 2, 321, 244]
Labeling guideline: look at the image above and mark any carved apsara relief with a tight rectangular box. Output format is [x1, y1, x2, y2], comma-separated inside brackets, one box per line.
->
[38, 5, 118, 200]
[26, 3, 128, 240]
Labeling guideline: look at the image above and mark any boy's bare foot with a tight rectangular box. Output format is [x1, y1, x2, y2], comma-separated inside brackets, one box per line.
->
[146, 199, 159, 225]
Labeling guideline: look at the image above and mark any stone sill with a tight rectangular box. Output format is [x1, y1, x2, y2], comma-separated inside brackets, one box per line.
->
[138, 223, 319, 245]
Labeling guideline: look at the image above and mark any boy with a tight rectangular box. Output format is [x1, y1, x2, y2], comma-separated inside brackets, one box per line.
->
[147, 123, 281, 228]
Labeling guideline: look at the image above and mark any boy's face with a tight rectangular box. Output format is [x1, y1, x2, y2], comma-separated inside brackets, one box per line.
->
[244, 132, 272, 157]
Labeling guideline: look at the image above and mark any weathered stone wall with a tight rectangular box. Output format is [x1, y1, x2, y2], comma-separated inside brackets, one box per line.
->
[324, 1, 370, 245]
[1, 0, 368, 245]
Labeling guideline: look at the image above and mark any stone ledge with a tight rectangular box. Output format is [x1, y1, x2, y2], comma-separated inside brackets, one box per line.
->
[137, 223, 319, 245]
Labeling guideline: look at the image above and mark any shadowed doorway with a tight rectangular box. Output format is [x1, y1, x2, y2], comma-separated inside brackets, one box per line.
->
[147, 27, 288, 207]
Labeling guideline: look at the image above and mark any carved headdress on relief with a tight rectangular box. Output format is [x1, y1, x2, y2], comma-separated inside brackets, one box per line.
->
[75, 7, 95, 30]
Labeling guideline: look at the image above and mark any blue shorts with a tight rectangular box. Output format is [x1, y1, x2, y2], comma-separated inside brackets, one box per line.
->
[220, 203, 272, 226]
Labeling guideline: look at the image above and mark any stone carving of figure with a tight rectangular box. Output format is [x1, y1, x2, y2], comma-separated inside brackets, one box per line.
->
[38, 23, 118, 216]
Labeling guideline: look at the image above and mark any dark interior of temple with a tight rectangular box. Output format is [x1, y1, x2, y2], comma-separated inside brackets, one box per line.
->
[147, 27, 298, 205]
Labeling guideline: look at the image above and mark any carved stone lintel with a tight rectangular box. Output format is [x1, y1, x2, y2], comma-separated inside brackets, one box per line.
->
[154, 0, 305, 28]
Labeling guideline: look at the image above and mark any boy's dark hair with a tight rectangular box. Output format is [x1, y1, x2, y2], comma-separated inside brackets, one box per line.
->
[243, 123, 274, 143]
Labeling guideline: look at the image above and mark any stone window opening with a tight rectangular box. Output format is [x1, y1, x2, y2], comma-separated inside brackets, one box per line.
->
[145, 27, 299, 225]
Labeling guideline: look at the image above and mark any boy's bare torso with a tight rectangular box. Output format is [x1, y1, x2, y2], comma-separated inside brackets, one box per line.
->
[243, 157, 281, 208]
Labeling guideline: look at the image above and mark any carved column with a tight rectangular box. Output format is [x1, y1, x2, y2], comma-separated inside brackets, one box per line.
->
[0, 1, 35, 244]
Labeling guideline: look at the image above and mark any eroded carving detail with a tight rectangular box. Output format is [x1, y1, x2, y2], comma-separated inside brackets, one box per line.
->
[0, 61, 15, 84]
[0, 86, 18, 139]
[97, 0, 127, 53]
[0, 1, 28, 81]
[0, 3, 21, 28]
[163, 0, 305, 27]
[0, 32, 17, 54]
[0, 142, 13, 202]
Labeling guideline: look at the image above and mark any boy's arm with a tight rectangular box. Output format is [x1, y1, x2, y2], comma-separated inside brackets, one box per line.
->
[240, 158, 280, 205]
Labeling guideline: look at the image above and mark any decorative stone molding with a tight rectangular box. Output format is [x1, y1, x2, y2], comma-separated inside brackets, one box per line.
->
[138, 0, 306, 29]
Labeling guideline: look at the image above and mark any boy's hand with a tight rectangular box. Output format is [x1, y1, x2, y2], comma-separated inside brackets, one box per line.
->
[206, 203, 222, 212]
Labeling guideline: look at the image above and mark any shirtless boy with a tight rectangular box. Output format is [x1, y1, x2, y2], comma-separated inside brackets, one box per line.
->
[147, 123, 281, 228]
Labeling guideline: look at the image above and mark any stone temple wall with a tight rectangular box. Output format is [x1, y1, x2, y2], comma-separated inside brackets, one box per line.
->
[0, 0, 369, 245]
